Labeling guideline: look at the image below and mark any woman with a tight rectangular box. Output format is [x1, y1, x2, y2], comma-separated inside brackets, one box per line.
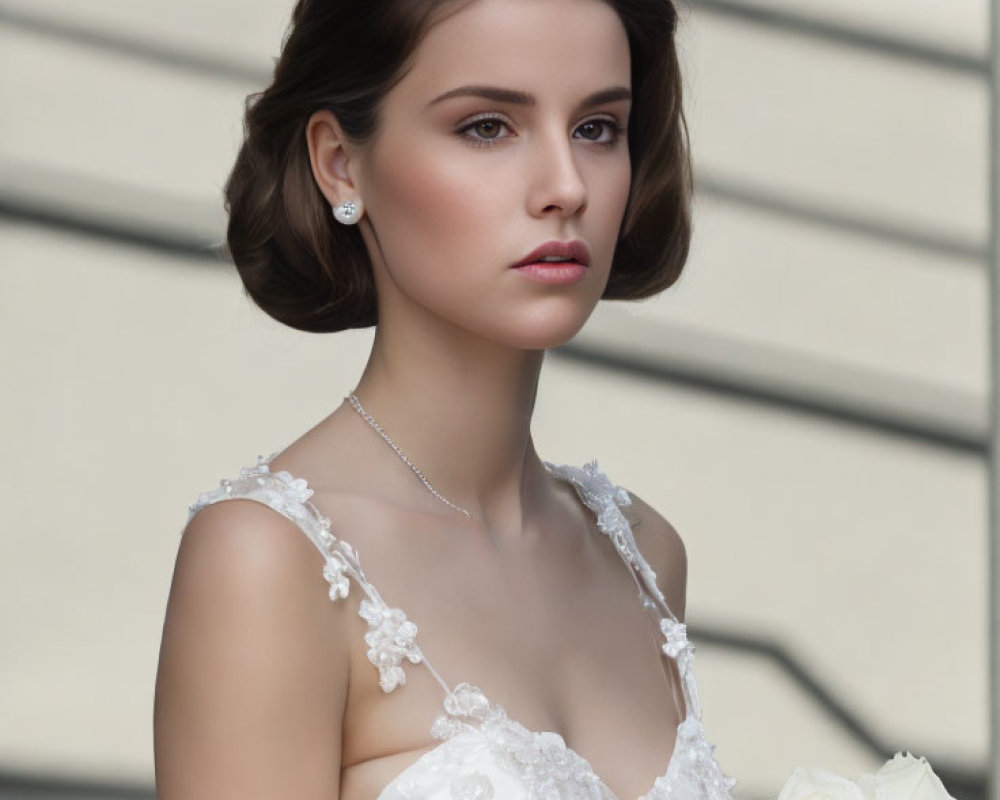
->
[153, 0, 736, 798]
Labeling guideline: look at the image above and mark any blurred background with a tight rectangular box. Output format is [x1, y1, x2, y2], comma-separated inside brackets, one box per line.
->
[0, 0, 989, 798]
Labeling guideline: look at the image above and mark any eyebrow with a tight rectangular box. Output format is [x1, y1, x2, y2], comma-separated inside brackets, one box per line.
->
[427, 84, 632, 110]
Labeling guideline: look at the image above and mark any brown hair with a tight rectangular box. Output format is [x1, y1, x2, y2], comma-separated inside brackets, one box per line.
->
[225, 0, 693, 333]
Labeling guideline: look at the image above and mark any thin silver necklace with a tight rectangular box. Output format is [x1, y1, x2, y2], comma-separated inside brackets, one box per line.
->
[346, 392, 474, 519]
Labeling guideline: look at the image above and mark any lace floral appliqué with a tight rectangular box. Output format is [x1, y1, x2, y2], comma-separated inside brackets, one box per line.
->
[322, 554, 351, 601]
[360, 598, 422, 692]
[642, 718, 738, 800]
[544, 460, 655, 607]
[660, 618, 697, 679]
[450, 771, 495, 800]
[432, 684, 608, 800]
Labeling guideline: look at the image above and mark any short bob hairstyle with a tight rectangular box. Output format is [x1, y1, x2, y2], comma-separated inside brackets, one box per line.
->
[225, 0, 692, 333]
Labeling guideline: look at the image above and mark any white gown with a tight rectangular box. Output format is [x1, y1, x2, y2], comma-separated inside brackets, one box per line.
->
[188, 454, 738, 800]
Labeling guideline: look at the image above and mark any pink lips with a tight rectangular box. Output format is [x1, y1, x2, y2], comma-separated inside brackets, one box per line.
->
[512, 240, 590, 284]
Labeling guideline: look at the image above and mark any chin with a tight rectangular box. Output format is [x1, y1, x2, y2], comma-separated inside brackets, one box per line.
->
[487, 304, 597, 351]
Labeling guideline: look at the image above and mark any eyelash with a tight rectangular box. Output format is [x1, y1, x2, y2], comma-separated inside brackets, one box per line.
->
[456, 114, 626, 149]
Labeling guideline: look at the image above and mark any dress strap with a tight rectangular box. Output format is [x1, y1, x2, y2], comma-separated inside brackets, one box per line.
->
[187, 453, 452, 697]
[544, 460, 702, 721]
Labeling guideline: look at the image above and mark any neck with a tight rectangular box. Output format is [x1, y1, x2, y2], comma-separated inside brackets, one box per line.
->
[350, 316, 548, 531]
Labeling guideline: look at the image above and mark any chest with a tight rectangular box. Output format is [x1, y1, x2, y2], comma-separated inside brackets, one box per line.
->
[331, 503, 682, 800]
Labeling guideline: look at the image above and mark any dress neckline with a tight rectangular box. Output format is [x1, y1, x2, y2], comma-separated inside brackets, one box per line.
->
[231, 453, 717, 800]
[416, 680, 696, 800]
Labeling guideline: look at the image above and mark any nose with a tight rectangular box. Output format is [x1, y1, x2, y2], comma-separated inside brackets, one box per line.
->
[526, 127, 588, 219]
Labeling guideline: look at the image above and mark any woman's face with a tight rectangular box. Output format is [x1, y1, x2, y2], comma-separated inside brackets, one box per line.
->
[356, 0, 632, 350]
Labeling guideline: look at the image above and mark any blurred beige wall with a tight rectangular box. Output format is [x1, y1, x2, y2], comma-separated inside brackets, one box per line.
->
[0, 0, 988, 796]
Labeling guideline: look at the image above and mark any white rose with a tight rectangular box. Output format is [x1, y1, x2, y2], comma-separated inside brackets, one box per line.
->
[778, 767, 867, 800]
[856, 753, 955, 800]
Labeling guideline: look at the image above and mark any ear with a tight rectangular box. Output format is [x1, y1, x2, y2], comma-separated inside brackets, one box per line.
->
[306, 110, 364, 209]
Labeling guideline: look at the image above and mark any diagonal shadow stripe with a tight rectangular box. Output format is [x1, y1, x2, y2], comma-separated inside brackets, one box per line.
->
[690, 624, 985, 800]
[685, 0, 987, 76]
[0, 770, 154, 798]
[0, 3, 269, 85]
[0, 197, 229, 263]
[0, 1, 987, 84]
[551, 342, 987, 456]
[697, 173, 988, 265]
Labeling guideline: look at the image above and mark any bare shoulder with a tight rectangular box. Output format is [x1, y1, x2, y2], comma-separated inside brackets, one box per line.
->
[172, 499, 324, 589]
[154, 499, 349, 798]
[622, 490, 688, 622]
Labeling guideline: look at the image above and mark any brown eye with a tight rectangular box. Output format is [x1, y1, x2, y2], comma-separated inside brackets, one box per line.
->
[571, 118, 626, 148]
[576, 119, 622, 143]
[457, 115, 514, 147]
[473, 120, 503, 139]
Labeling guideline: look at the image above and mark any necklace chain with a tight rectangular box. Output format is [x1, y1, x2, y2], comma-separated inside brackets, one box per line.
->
[346, 392, 473, 519]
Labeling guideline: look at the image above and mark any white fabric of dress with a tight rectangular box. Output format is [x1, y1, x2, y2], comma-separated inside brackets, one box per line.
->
[188, 453, 738, 800]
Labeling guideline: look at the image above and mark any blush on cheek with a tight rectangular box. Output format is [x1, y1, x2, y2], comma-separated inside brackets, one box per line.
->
[372, 142, 514, 281]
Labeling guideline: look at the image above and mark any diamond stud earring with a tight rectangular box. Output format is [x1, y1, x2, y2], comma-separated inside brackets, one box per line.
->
[332, 199, 363, 225]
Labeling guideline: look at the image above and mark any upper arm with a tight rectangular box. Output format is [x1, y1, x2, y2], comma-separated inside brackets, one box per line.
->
[626, 492, 688, 622]
[154, 499, 350, 800]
